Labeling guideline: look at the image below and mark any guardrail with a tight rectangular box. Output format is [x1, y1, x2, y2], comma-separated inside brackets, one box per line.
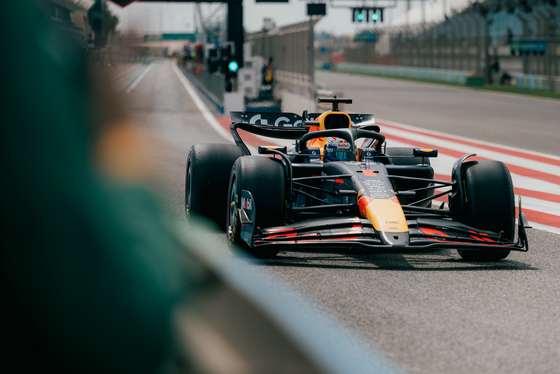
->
[329, 62, 471, 85]
[515, 73, 560, 91]
[325, 61, 559, 92]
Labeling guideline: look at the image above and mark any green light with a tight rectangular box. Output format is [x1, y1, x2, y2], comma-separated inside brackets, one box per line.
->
[357, 12, 364, 22]
[228, 61, 239, 73]
[371, 12, 379, 21]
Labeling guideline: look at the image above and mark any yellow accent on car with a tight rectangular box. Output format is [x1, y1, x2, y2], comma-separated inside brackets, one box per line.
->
[360, 197, 409, 233]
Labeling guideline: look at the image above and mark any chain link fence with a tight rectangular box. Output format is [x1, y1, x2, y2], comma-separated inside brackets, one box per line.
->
[334, 0, 560, 91]
[246, 18, 322, 101]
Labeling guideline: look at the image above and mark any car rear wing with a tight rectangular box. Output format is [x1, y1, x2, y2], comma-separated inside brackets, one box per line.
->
[230, 111, 377, 129]
[230, 111, 380, 155]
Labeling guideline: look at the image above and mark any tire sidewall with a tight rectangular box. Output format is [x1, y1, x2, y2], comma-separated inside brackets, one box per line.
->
[457, 160, 515, 261]
[227, 156, 285, 257]
[185, 144, 244, 229]
[462, 160, 515, 241]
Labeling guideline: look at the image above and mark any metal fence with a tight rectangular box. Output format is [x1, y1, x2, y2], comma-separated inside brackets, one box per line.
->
[336, 1, 560, 90]
[246, 18, 322, 98]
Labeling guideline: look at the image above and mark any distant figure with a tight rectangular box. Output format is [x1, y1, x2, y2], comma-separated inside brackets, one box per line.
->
[491, 55, 500, 84]
[492, 55, 500, 74]
[487, 54, 500, 84]
[500, 71, 513, 85]
[487, 54, 494, 83]
[262, 57, 273, 86]
[506, 27, 513, 45]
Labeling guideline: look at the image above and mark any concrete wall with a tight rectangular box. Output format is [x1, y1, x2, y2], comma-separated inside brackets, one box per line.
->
[280, 91, 316, 114]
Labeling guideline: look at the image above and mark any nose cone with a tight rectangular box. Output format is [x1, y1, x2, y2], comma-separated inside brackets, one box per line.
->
[358, 196, 409, 246]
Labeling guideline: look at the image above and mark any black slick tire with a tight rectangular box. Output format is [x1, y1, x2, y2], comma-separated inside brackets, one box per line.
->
[457, 160, 514, 261]
[185, 143, 244, 230]
[227, 156, 286, 258]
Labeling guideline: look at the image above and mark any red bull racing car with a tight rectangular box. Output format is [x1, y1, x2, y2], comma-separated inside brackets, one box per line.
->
[186, 97, 529, 261]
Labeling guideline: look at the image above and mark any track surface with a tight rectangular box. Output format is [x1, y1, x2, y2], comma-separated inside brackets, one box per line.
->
[118, 60, 560, 374]
[316, 71, 560, 156]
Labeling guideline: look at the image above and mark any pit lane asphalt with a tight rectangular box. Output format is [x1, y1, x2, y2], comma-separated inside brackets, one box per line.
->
[316, 70, 560, 157]
[120, 60, 560, 374]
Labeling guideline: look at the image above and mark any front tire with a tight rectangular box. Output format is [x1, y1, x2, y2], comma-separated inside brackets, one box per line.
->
[227, 156, 286, 258]
[185, 143, 244, 230]
[456, 160, 514, 261]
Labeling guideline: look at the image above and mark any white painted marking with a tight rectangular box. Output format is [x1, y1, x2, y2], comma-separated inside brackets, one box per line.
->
[171, 61, 261, 154]
[171, 62, 233, 143]
[379, 118, 560, 162]
[125, 63, 153, 94]
[380, 125, 560, 176]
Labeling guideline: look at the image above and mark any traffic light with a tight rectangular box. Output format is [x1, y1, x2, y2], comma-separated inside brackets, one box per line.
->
[220, 44, 238, 92]
[371, 9, 379, 22]
[227, 61, 239, 74]
[351, 7, 384, 23]
[352, 8, 365, 22]
[219, 45, 232, 72]
[219, 45, 238, 75]
[374, 8, 384, 22]
[207, 48, 218, 73]
[357, 9, 365, 22]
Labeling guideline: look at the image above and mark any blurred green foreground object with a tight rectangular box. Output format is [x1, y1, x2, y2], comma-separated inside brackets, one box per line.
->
[0, 1, 188, 372]
[0, 3, 404, 374]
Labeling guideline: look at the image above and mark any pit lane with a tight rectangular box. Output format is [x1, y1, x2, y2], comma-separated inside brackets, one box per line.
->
[121, 59, 560, 374]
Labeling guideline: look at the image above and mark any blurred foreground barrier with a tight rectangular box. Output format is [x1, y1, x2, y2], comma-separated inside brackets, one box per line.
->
[175, 218, 405, 374]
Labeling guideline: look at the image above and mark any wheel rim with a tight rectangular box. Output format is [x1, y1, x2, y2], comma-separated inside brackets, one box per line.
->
[227, 172, 237, 242]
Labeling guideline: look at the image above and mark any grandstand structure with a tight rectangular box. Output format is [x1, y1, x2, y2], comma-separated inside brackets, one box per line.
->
[337, 0, 559, 91]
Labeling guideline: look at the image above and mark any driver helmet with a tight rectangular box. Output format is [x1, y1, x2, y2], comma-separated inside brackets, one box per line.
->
[324, 137, 354, 161]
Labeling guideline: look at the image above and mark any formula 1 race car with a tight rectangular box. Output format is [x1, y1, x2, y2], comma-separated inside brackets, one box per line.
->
[186, 97, 529, 261]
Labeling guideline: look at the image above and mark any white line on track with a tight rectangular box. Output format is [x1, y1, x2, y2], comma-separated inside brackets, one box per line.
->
[171, 62, 233, 143]
[171, 61, 261, 154]
[378, 118, 560, 162]
[125, 63, 154, 94]
[380, 124, 560, 176]
[111, 65, 140, 81]
[528, 222, 560, 234]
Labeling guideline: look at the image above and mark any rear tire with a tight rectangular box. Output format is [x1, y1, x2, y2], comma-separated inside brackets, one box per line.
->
[456, 160, 514, 261]
[227, 156, 286, 258]
[185, 144, 244, 230]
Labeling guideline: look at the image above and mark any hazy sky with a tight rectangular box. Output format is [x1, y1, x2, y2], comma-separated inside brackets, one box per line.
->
[107, 0, 472, 36]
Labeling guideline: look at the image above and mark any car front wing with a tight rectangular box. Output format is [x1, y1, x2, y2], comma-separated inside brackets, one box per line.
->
[250, 211, 529, 253]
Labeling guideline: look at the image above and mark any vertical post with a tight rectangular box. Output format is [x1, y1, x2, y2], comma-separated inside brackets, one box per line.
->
[227, 0, 244, 70]
[475, 15, 483, 77]
[547, 21, 555, 92]
[484, 13, 490, 84]
[406, 0, 410, 27]
[421, 0, 425, 67]
[309, 16, 315, 99]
